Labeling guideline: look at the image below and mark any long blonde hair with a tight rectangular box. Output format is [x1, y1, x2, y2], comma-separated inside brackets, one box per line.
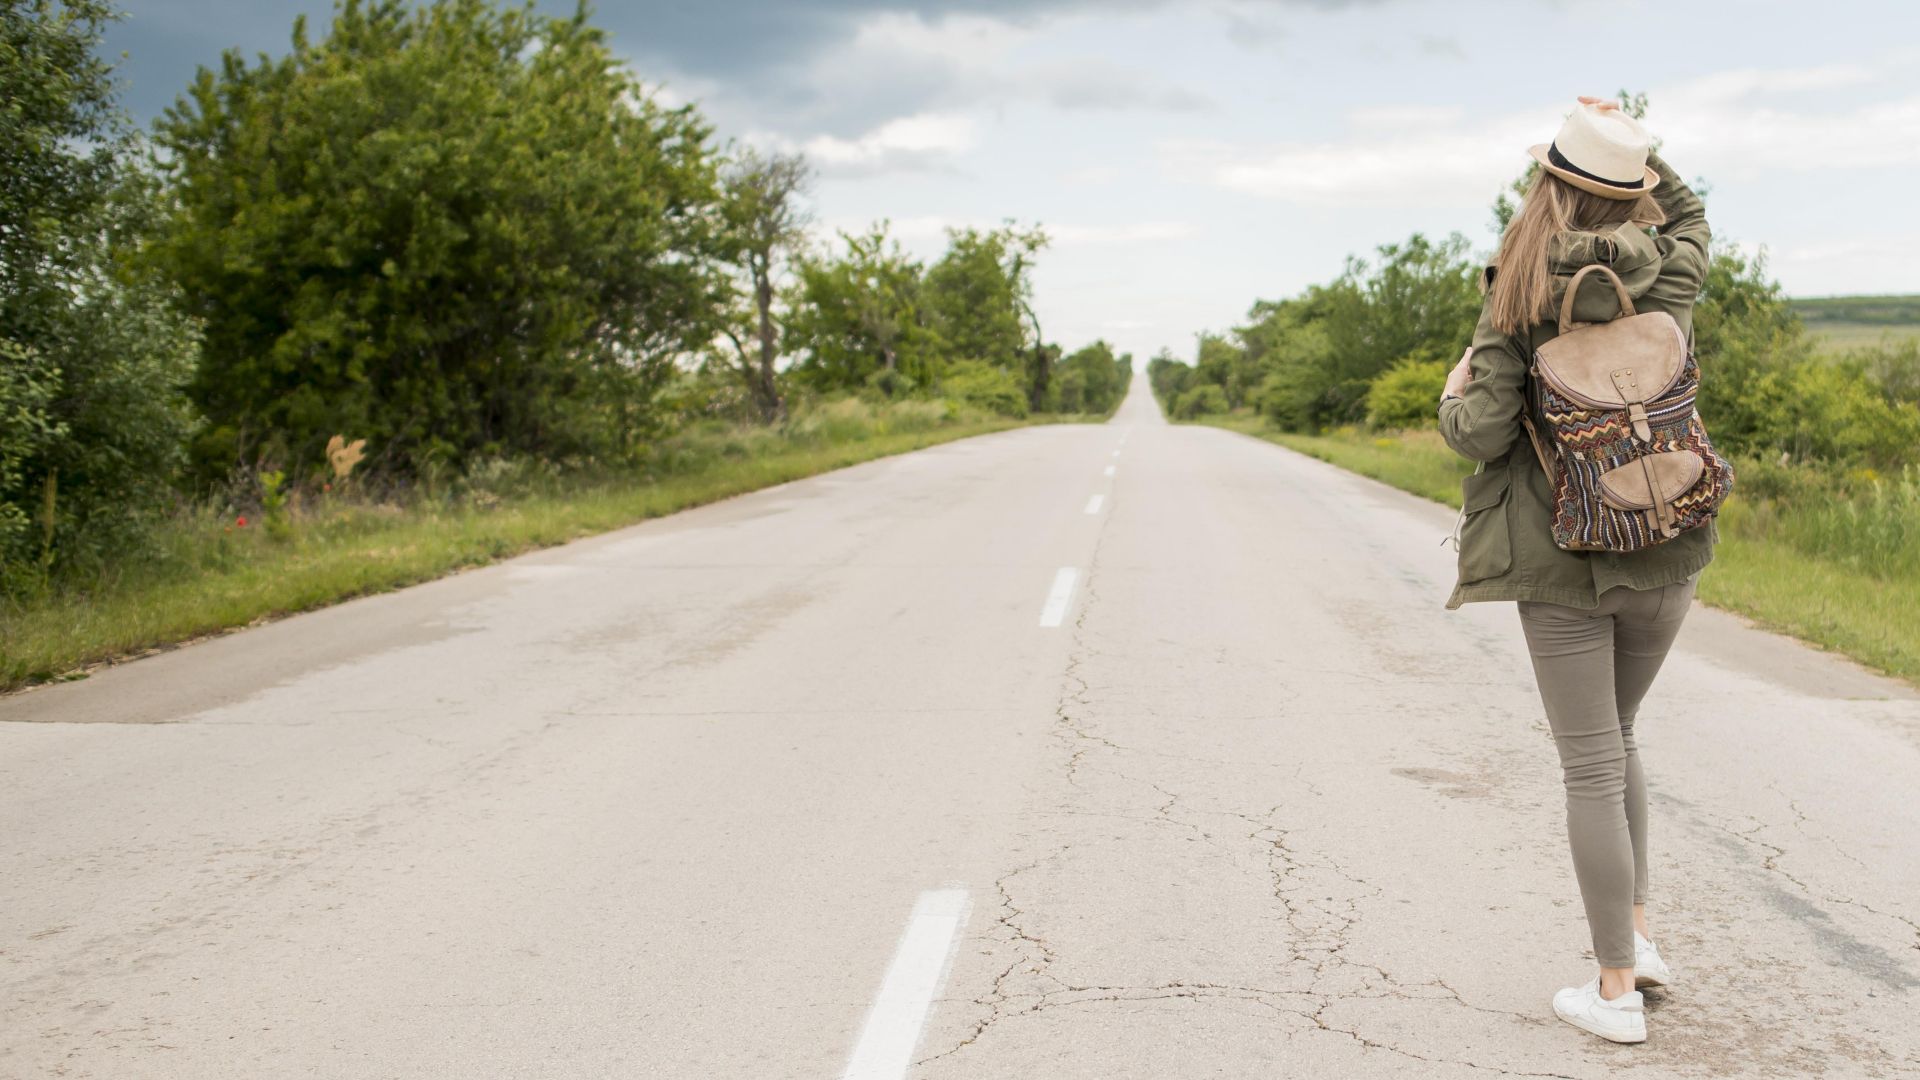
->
[1486, 169, 1666, 335]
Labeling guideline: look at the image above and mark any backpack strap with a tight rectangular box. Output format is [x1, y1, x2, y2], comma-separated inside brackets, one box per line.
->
[1515, 326, 1557, 487]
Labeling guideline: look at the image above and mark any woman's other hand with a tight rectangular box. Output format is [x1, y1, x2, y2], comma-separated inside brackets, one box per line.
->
[1576, 95, 1621, 112]
[1441, 346, 1473, 400]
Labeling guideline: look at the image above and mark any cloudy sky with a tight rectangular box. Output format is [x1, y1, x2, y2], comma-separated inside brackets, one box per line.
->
[104, 0, 1919, 363]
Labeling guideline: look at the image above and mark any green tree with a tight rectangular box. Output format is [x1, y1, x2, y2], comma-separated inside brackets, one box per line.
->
[1055, 340, 1130, 414]
[1231, 234, 1477, 431]
[716, 146, 812, 424]
[784, 221, 941, 396]
[1147, 349, 1192, 407]
[152, 0, 726, 477]
[1173, 384, 1228, 419]
[1191, 332, 1251, 408]
[922, 222, 1051, 405]
[2, 0, 198, 590]
[939, 360, 1028, 418]
[1690, 243, 1920, 468]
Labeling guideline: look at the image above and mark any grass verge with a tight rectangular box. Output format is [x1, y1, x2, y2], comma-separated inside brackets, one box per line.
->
[1196, 411, 1920, 685]
[2, 402, 1081, 692]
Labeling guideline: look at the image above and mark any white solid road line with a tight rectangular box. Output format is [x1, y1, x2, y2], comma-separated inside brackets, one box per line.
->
[1085, 494, 1104, 515]
[1039, 567, 1079, 627]
[840, 889, 971, 1080]
[1103, 465, 1116, 477]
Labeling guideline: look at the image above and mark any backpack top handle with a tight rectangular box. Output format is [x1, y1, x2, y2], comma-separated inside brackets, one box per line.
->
[1558, 263, 1637, 336]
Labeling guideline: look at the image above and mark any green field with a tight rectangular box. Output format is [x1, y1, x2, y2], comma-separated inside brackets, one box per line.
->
[1791, 294, 1920, 354]
[1197, 413, 1920, 686]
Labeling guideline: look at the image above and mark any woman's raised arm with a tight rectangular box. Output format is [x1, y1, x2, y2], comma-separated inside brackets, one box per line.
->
[1645, 149, 1710, 298]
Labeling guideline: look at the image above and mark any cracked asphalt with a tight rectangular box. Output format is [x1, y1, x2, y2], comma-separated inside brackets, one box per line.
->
[4, 371, 1919, 1079]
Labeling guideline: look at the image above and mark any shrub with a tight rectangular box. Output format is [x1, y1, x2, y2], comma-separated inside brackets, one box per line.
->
[1174, 384, 1229, 419]
[1147, 352, 1193, 406]
[938, 361, 1029, 418]
[151, 0, 724, 477]
[1364, 357, 1449, 430]
[1850, 338, 1920, 406]
[1, 4, 200, 593]
[863, 367, 918, 402]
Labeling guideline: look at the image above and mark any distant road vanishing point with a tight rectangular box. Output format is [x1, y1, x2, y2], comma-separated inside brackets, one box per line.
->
[5, 370, 1918, 1079]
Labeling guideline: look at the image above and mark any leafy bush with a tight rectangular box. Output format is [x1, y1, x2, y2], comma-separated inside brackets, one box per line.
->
[1850, 338, 1920, 406]
[1148, 352, 1193, 405]
[152, 0, 724, 478]
[785, 221, 1054, 409]
[1056, 340, 1131, 414]
[1688, 246, 1920, 469]
[2, 3, 200, 594]
[938, 361, 1029, 418]
[0, 343, 59, 586]
[1173, 384, 1229, 419]
[1365, 357, 1449, 430]
[1240, 233, 1478, 431]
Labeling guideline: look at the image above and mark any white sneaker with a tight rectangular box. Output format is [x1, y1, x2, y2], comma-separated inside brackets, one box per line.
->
[1552, 974, 1646, 1043]
[1634, 930, 1672, 989]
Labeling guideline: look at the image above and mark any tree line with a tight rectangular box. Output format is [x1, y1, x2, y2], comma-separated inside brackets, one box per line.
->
[0, 0, 1130, 595]
[1153, 97, 1920, 486]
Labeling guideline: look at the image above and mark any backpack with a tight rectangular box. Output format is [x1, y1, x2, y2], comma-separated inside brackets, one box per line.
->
[1517, 263, 1735, 552]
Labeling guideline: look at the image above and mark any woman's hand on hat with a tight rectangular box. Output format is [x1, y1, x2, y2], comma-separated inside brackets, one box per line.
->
[1441, 347, 1473, 401]
[1577, 95, 1621, 112]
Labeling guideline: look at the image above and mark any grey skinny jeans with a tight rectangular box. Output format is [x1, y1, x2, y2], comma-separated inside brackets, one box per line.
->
[1515, 574, 1698, 969]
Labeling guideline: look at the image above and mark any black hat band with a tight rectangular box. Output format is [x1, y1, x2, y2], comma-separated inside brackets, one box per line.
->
[1546, 141, 1646, 190]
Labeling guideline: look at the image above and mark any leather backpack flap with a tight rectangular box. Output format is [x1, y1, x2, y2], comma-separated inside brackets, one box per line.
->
[1597, 450, 1704, 510]
[1533, 311, 1686, 412]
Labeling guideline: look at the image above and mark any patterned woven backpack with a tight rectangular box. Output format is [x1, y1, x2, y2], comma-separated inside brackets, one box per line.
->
[1517, 264, 1735, 552]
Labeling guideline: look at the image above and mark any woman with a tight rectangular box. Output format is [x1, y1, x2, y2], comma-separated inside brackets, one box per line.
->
[1435, 97, 1715, 1045]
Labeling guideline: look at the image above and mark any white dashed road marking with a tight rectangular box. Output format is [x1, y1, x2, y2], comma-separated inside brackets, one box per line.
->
[1039, 567, 1079, 627]
[840, 889, 971, 1080]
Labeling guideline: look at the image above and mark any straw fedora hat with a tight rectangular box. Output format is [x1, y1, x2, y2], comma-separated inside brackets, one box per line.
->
[1527, 103, 1660, 200]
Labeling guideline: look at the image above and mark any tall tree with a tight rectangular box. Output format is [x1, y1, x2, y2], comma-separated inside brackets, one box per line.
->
[785, 221, 940, 394]
[1, 0, 198, 589]
[718, 146, 812, 423]
[923, 224, 1049, 367]
[153, 0, 727, 476]
[1055, 340, 1130, 414]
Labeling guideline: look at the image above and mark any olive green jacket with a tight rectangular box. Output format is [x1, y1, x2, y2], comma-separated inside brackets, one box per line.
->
[1437, 151, 1717, 610]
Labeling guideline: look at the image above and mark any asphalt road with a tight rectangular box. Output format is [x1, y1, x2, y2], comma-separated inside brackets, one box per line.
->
[4, 371, 1918, 1079]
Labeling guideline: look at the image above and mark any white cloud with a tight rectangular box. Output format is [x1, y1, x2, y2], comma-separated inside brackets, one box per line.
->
[685, 8, 1218, 163]
[1663, 63, 1876, 103]
[1048, 221, 1196, 245]
[1657, 95, 1920, 176]
[1165, 110, 1544, 207]
[749, 113, 979, 178]
[1061, 164, 1124, 186]
[1346, 104, 1466, 130]
[1027, 58, 1216, 112]
[1171, 59, 1920, 207]
[1751, 233, 1920, 296]
[1413, 33, 1466, 61]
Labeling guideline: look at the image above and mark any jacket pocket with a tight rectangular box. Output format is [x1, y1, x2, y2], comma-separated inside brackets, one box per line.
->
[1456, 466, 1513, 584]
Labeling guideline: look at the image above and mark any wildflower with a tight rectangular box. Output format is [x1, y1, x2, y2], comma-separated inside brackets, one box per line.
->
[236, 515, 248, 528]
